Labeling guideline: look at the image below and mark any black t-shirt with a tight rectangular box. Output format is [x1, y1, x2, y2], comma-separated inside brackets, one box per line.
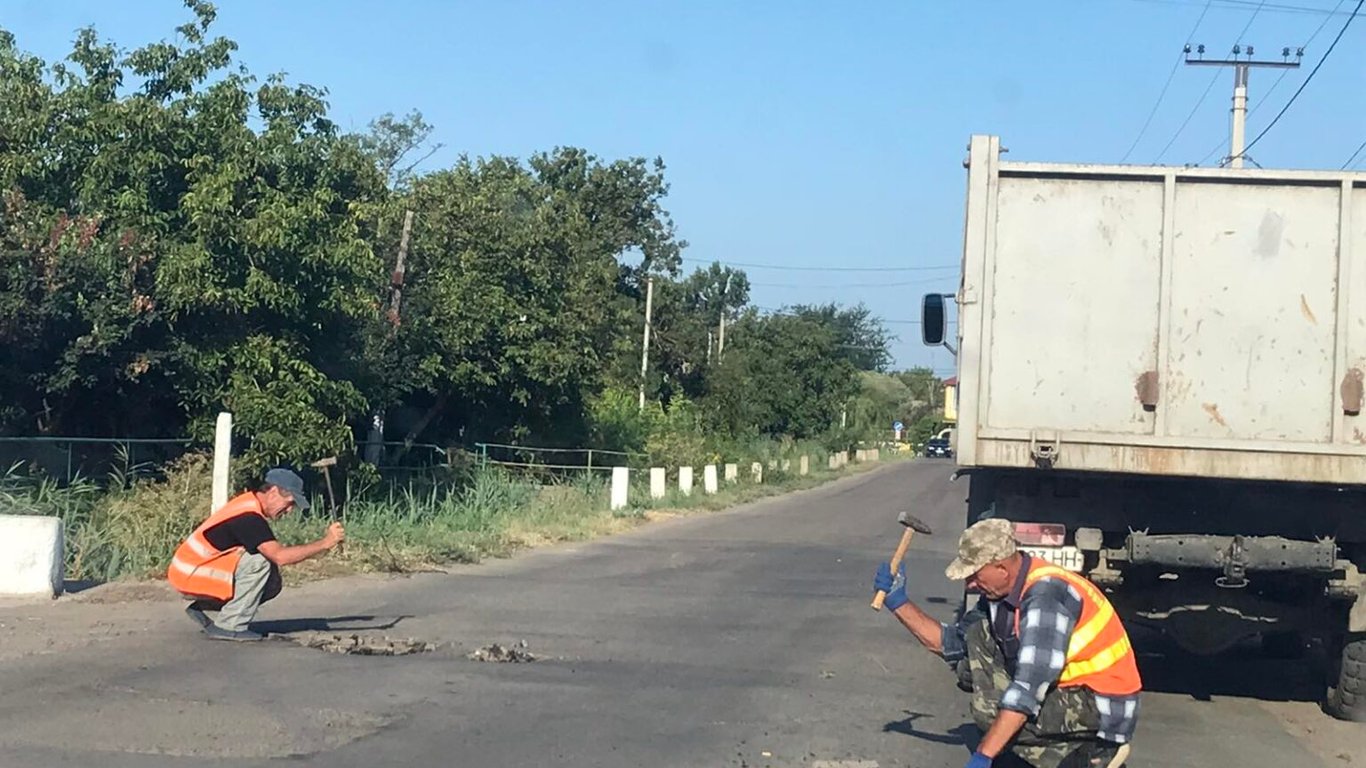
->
[203, 513, 277, 555]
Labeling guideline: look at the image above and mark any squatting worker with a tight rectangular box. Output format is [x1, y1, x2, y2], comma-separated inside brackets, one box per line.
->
[872, 519, 1141, 768]
[167, 468, 344, 642]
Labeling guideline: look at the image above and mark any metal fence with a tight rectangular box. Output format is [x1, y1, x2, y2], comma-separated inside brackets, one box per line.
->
[473, 442, 645, 479]
[0, 436, 196, 486]
[0, 434, 644, 487]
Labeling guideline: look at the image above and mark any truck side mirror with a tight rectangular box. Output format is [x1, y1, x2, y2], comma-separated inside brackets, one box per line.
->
[922, 294, 947, 346]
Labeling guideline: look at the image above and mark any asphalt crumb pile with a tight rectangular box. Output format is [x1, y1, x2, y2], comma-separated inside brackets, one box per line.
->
[283, 633, 438, 656]
[467, 640, 537, 663]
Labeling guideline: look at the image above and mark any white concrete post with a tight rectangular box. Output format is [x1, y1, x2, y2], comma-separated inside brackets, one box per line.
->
[828, 454, 838, 470]
[871, 448, 880, 461]
[799, 455, 809, 476]
[751, 462, 763, 483]
[650, 467, 667, 500]
[703, 464, 718, 494]
[767, 459, 777, 470]
[679, 466, 694, 496]
[856, 449, 866, 462]
[781, 459, 791, 472]
[610, 466, 630, 511]
[0, 516, 63, 596]
[724, 463, 738, 483]
[212, 411, 233, 513]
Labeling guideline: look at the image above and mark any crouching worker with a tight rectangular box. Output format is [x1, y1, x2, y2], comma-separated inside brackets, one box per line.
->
[873, 519, 1141, 768]
[167, 468, 344, 642]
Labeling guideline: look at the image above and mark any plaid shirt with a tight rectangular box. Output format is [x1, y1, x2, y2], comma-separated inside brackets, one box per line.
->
[940, 555, 1140, 744]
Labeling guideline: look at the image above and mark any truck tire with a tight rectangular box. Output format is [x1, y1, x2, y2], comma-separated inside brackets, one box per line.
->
[1327, 634, 1366, 722]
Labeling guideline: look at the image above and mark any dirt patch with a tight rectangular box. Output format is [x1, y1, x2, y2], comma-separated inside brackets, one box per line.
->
[467, 640, 537, 663]
[278, 632, 438, 656]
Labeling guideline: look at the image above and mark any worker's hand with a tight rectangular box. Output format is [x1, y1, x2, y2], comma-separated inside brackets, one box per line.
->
[964, 752, 992, 768]
[873, 562, 909, 612]
[323, 522, 346, 548]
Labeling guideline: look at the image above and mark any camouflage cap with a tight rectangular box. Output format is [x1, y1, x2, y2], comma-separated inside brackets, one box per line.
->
[944, 518, 1018, 581]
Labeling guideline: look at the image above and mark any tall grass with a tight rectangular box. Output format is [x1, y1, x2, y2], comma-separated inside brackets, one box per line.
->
[0, 442, 891, 584]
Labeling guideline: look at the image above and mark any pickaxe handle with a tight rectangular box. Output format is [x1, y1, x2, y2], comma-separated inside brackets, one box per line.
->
[871, 526, 917, 611]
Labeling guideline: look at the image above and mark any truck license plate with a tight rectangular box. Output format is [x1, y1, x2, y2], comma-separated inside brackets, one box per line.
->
[1022, 545, 1084, 572]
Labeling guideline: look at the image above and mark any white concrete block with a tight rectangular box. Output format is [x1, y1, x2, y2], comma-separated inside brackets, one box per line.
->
[767, 459, 777, 470]
[856, 449, 867, 462]
[781, 459, 791, 472]
[751, 462, 763, 483]
[871, 448, 880, 461]
[0, 515, 63, 596]
[724, 463, 738, 483]
[212, 411, 233, 513]
[828, 454, 839, 470]
[610, 467, 630, 511]
[799, 455, 810, 476]
[650, 467, 667, 500]
[679, 466, 694, 496]
[703, 465, 718, 494]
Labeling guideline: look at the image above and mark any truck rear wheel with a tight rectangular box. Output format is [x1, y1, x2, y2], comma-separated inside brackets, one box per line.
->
[1327, 634, 1366, 722]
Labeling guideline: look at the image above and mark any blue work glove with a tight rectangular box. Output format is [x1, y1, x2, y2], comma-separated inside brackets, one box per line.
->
[965, 752, 993, 768]
[873, 562, 910, 612]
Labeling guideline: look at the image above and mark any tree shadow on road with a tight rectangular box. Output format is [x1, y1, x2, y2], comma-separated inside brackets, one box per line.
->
[253, 615, 412, 634]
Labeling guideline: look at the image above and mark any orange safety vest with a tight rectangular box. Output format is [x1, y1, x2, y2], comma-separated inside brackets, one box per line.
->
[1014, 561, 1142, 697]
[166, 492, 267, 601]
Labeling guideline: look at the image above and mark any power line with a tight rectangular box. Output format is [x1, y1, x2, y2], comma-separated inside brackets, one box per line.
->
[680, 257, 957, 273]
[1239, 0, 1364, 163]
[1121, 0, 1214, 162]
[1341, 139, 1366, 169]
[748, 277, 957, 289]
[1123, 0, 1360, 16]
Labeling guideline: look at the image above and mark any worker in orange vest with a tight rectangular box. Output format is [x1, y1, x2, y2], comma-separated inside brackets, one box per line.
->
[168, 468, 344, 642]
[873, 519, 1141, 768]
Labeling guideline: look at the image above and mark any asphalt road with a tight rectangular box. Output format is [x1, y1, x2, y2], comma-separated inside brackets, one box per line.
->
[0, 460, 1362, 767]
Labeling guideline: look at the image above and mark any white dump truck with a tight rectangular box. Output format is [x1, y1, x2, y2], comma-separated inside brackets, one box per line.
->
[924, 135, 1366, 720]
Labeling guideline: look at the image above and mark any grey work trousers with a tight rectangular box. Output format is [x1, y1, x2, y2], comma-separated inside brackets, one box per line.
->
[214, 552, 282, 632]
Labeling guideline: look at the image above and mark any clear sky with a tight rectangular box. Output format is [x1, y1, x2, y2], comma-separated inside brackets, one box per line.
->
[3, 0, 1362, 373]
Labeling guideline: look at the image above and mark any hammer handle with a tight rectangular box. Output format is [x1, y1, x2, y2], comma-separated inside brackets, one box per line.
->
[871, 527, 917, 611]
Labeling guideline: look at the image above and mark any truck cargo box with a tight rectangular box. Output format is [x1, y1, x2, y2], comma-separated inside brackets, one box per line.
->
[952, 135, 1366, 484]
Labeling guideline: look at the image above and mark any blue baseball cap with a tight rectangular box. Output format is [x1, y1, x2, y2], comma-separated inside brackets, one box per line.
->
[264, 467, 310, 511]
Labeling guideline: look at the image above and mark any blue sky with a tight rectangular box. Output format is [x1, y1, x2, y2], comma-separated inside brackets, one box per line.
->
[3, 0, 1363, 372]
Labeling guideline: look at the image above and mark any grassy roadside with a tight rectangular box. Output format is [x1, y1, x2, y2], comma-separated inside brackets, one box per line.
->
[0, 451, 905, 586]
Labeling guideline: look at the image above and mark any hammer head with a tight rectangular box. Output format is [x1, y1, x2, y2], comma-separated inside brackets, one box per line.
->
[896, 510, 933, 535]
[311, 456, 338, 468]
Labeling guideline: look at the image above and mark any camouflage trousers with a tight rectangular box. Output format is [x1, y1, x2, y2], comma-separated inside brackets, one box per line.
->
[964, 619, 1109, 768]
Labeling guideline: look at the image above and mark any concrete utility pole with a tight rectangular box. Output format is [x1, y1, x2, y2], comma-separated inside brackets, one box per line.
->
[638, 277, 654, 410]
[717, 273, 732, 360]
[365, 209, 415, 465]
[1184, 44, 1301, 169]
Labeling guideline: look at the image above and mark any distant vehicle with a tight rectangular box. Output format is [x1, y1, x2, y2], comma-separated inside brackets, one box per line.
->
[923, 437, 952, 459]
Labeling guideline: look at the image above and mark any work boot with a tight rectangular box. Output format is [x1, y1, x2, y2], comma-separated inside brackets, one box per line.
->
[184, 601, 215, 630]
[203, 624, 264, 642]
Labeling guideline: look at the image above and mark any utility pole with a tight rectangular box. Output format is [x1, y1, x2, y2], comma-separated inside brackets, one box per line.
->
[1184, 44, 1301, 169]
[638, 277, 654, 410]
[717, 273, 732, 360]
[365, 210, 414, 465]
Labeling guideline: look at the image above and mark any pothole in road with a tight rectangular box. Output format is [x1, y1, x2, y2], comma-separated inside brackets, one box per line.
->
[277, 633, 439, 656]
[466, 640, 537, 663]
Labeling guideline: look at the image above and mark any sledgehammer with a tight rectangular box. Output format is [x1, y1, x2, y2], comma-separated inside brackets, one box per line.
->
[311, 456, 342, 554]
[871, 510, 933, 611]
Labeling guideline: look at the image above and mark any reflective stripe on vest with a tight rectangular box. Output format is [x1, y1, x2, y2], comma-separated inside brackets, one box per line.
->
[166, 492, 266, 601]
[1017, 561, 1142, 696]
